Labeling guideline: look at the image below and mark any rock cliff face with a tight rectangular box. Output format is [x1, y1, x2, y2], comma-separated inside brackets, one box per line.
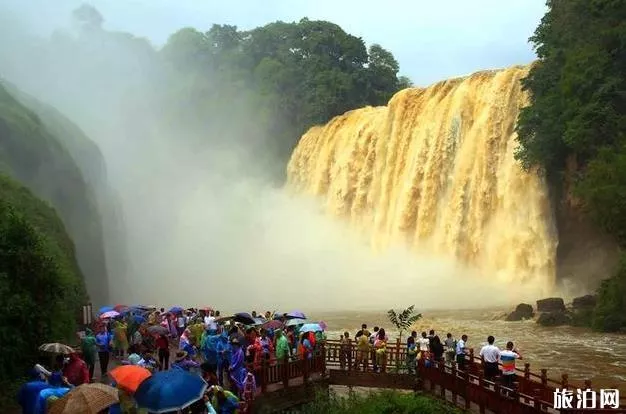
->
[554, 157, 620, 294]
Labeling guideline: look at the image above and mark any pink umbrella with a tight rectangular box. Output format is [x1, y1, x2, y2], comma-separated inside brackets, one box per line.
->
[319, 321, 328, 331]
[100, 310, 120, 319]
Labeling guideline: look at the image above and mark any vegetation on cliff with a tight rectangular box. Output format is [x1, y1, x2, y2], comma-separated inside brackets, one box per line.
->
[0, 80, 110, 305]
[516, 0, 626, 331]
[0, 174, 85, 391]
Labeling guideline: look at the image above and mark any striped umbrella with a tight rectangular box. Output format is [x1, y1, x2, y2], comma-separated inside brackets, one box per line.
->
[39, 343, 75, 355]
[100, 310, 120, 319]
[48, 383, 119, 414]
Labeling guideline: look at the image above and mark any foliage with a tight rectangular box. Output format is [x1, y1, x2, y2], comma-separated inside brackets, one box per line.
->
[290, 389, 461, 414]
[0, 175, 85, 400]
[0, 81, 110, 305]
[592, 254, 626, 332]
[515, 0, 626, 332]
[387, 305, 422, 343]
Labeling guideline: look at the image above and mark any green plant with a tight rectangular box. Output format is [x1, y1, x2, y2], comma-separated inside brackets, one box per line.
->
[387, 305, 422, 344]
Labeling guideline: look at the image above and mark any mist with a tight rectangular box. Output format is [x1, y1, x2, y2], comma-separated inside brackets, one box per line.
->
[0, 6, 552, 312]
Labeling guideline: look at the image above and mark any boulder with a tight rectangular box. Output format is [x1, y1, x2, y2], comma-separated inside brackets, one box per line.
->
[505, 303, 534, 321]
[536, 297, 566, 312]
[537, 311, 571, 326]
[572, 295, 597, 309]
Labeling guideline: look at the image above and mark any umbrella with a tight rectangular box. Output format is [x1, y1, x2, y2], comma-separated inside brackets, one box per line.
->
[98, 306, 114, 315]
[233, 312, 255, 325]
[100, 310, 120, 319]
[262, 320, 283, 330]
[215, 316, 234, 324]
[48, 383, 119, 414]
[319, 321, 328, 331]
[147, 325, 169, 335]
[131, 315, 147, 324]
[134, 370, 208, 413]
[113, 304, 128, 312]
[300, 323, 323, 333]
[285, 318, 307, 327]
[272, 313, 285, 320]
[109, 365, 152, 393]
[252, 317, 265, 326]
[169, 306, 183, 314]
[39, 343, 75, 355]
[285, 311, 306, 319]
[131, 304, 152, 310]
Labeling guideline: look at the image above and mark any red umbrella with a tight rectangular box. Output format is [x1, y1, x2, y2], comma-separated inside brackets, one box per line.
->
[114, 304, 128, 312]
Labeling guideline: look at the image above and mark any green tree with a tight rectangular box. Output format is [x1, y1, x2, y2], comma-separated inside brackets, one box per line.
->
[386, 305, 422, 343]
[516, 0, 626, 331]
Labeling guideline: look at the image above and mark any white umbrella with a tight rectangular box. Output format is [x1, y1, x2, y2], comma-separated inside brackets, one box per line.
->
[285, 318, 307, 327]
[39, 343, 75, 354]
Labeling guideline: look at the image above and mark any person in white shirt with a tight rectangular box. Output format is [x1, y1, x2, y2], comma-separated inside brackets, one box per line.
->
[479, 335, 501, 380]
[456, 334, 468, 371]
[417, 331, 430, 353]
[204, 310, 216, 330]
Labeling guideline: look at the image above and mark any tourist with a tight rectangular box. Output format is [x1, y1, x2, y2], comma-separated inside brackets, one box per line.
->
[444, 333, 456, 363]
[417, 332, 430, 357]
[500, 341, 522, 388]
[427, 329, 436, 349]
[408, 331, 417, 349]
[254, 328, 273, 366]
[356, 323, 370, 339]
[430, 335, 444, 363]
[339, 331, 351, 370]
[155, 333, 170, 370]
[479, 335, 501, 380]
[228, 338, 248, 396]
[80, 328, 97, 381]
[172, 350, 200, 371]
[177, 311, 187, 337]
[354, 330, 370, 371]
[125, 345, 142, 365]
[201, 327, 219, 371]
[206, 385, 240, 414]
[406, 336, 417, 374]
[274, 329, 291, 363]
[370, 326, 379, 371]
[112, 319, 128, 359]
[242, 371, 257, 410]
[456, 334, 469, 371]
[374, 328, 388, 372]
[17, 369, 51, 414]
[34, 372, 71, 414]
[95, 325, 113, 377]
[62, 353, 89, 386]
[216, 329, 233, 385]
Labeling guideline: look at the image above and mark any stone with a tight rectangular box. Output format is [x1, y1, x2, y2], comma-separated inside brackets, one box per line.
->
[572, 295, 597, 309]
[537, 311, 571, 326]
[536, 297, 566, 312]
[505, 303, 534, 321]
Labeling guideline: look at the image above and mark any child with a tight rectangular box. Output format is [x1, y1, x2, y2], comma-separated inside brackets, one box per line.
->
[406, 336, 417, 374]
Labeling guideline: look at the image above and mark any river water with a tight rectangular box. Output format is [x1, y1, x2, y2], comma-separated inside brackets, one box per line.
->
[308, 308, 626, 390]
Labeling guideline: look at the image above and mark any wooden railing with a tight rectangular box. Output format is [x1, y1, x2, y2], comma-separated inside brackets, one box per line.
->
[324, 338, 626, 413]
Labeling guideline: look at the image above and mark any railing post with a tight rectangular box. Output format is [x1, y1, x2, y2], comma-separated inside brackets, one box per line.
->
[464, 369, 471, 410]
[478, 372, 486, 414]
[282, 355, 289, 389]
[524, 363, 530, 380]
[561, 373, 569, 389]
[584, 379, 592, 390]
[302, 354, 309, 382]
[261, 358, 268, 394]
[321, 344, 327, 375]
[439, 359, 446, 398]
[395, 338, 401, 372]
[469, 348, 475, 373]
[451, 361, 458, 405]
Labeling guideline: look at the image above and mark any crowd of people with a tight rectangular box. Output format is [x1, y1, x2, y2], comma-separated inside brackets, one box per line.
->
[18, 307, 329, 414]
[337, 325, 523, 388]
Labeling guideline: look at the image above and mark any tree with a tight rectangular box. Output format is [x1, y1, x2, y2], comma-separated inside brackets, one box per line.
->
[387, 305, 422, 343]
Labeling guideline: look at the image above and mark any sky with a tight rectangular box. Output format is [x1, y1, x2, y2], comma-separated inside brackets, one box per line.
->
[3, 0, 548, 86]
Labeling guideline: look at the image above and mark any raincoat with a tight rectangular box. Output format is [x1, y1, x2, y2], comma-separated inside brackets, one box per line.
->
[202, 330, 219, 365]
[229, 345, 247, 394]
[275, 330, 290, 361]
[63, 354, 89, 386]
[17, 374, 50, 414]
[112, 321, 128, 351]
[211, 390, 240, 414]
[216, 332, 232, 385]
[80, 328, 97, 366]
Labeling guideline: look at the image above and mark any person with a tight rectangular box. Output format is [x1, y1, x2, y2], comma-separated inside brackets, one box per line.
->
[479, 335, 501, 380]
[242, 371, 256, 411]
[339, 331, 351, 370]
[216, 330, 232, 386]
[171, 351, 200, 371]
[112, 320, 128, 359]
[62, 353, 90, 386]
[374, 328, 387, 372]
[406, 336, 417, 374]
[125, 345, 142, 366]
[17, 369, 51, 414]
[177, 312, 187, 337]
[80, 328, 97, 381]
[274, 329, 290, 362]
[206, 385, 240, 414]
[430, 336, 445, 363]
[427, 329, 436, 349]
[96, 326, 113, 377]
[228, 339, 248, 396]
[354, 331, 370, 371]
[156, 333, 170, 371]
[34, 372, 71, 414]
[499, 341, 522, 388]
[456, 334, 469, 371]
[417, 332, 430, 357]
[369, 327, 379, 371]
[444, 333, 456, 363]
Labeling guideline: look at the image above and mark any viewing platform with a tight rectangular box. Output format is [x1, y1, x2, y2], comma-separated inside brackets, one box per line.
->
[247, 338, 626, 413]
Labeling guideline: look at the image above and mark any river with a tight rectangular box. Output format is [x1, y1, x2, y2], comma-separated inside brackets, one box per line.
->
[308, 308, 626, 390]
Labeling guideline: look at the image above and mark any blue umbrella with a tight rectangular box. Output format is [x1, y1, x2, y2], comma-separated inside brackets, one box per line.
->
[169, 306, 183, 314]
[99, 306, 114, 315]
[134, 370, 208, 413]
[300, 323, 323, 333]
[131, 315, 147, 324]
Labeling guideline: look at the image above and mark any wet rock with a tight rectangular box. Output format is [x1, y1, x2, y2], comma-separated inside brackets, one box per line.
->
[572, 295, 597, 309]
[537, 311, 571, 326]
[536, 297, 566, 312]
[505, 303, 534, 321]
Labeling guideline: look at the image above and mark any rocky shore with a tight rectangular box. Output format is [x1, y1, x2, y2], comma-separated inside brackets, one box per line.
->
[505, 295, 597, 327]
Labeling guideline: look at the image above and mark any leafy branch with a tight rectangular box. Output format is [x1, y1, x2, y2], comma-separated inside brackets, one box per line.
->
[387, 305, 422, 343]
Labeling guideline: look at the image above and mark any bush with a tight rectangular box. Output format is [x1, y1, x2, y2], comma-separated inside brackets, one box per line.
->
[291, 389, 461, 414]
[592, 254, 626, 332]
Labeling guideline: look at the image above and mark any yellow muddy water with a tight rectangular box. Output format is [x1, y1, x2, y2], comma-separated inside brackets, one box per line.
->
[309, 308, 626, 390]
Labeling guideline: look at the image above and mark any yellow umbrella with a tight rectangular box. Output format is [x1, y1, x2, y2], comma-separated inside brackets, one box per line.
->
[48, 383, 119, 414]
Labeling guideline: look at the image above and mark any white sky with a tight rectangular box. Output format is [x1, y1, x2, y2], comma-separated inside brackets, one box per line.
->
[3, 0, 547, 86]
